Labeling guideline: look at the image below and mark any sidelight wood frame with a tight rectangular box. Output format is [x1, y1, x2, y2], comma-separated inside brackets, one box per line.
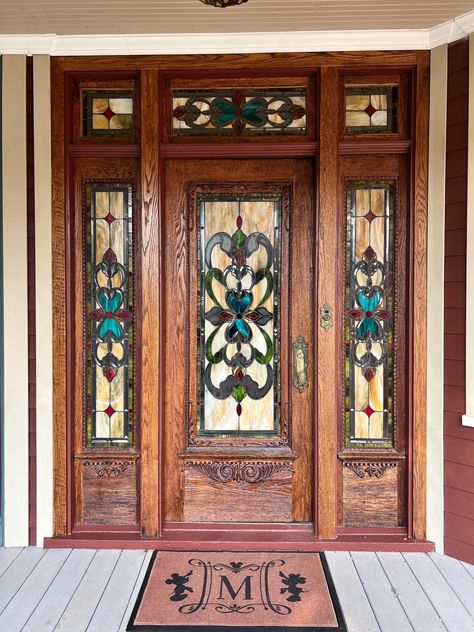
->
[50, 51, 430, 548]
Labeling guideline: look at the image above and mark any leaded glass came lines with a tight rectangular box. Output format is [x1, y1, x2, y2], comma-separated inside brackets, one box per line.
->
[172, 89, 306, 136]
[198, 195, 281, 436]
[345, 182, 394, 448]
[85, 183, 134, 445]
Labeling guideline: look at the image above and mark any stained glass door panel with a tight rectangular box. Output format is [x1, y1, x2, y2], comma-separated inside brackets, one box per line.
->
[163, 159, 314, 524]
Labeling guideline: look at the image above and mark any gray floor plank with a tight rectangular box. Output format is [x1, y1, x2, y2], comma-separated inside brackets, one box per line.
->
[0, 547, 46, 613]
[404, 553, 474, 632]
[325, 551, 381, 632]
[0, 548, 70, 632]
[0, 547, 23, 577]
[351, 552, 414, 632]
[377, 552, 447, 632]
[86, 550, 147, 632]
[118, 550, 154, 632]
[461, 561, 474, 580]
[429, 553, 474, 618]
[54, 549, 122, 632]
[22, 549, 96, 632]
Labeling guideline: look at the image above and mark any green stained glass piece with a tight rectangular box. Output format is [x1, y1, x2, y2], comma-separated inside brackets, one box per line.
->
[231, 384, 247, 402]
[232, 229, 247, 249]
[257, 270, 273, 306]
[205, 327, 224, 364]
[255, 327, 273, 364]
[242, 101, 263, 124]
[205, 268, 224, 306]
[215, 101, 236, 126]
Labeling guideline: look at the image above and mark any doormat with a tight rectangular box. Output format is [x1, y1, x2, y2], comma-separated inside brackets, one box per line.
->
[127, 551, 346, 631]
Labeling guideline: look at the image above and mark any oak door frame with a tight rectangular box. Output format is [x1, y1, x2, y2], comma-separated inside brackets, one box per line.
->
[51, 51, 429, 543]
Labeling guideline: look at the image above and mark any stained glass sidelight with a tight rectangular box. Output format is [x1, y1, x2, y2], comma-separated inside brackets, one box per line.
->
[83, 91, 134, 137]
[198, 195, 281, 435]
[345, 86, 398, 134]
[85, 183, 134, 445]
[172, 89, 306, 136]
[345, 181, 395, 448]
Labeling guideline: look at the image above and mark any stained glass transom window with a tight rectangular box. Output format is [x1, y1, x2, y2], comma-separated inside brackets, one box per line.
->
[83, 91, 134, 137]
[345, 86, 398, 134]
[85, 183, 134, 445]
[197, 194, 281, 436]
[345, 181, 395, 448]
[172, 89, 306, 136]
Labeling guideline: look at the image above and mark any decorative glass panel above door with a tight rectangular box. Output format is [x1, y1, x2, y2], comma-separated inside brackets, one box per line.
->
[85, 183, 134, 445]
[345, 181, 395, 448]
[197, 194, 281, 436]
[172, 88, 306, 136]
[345, 86, 398, 134]
[83, 91, 134, 137]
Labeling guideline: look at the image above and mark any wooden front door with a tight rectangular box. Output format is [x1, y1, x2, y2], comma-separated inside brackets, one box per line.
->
[163, 158, 315, 524]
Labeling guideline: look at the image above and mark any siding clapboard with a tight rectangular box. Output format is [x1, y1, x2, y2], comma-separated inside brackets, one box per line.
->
[444, 38, 474, 564]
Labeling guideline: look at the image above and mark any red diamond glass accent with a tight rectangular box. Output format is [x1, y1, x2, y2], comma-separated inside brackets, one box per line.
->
[363, 406, 374, 417]
[236, 215, 243, 229]
[363, 245, 376, 263]
[104, 368, 116, 383]
[104, 405, 115, 417]
[363, 368, 375, 382]
[103, 106, 115, 121]
[364, 103, 376, 118]
[103, 248, 117, 264]
[236, 403, 242, 416]
[104, 212, 115, 225]
[365, 210, 377, 223]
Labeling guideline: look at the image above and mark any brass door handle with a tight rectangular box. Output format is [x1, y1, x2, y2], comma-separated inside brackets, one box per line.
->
[293, 336, 309, 392]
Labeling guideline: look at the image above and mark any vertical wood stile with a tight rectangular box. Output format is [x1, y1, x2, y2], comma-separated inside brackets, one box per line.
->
[412, 52, 430, 540]
[139, 70, 161, 537]
[51, 57, 67, 536]
[317, 67, 339, 539]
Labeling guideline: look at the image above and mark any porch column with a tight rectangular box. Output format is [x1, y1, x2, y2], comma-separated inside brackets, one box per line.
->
[427, 44, 448, 552]
[34, 54, 53, 545]
[1, 54, 29, 546]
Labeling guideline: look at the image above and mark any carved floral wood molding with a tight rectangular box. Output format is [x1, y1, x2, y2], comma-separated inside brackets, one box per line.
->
[83, 460, 135, 477]
[344, 461, 396, 479]
[187, 460, 292, 483]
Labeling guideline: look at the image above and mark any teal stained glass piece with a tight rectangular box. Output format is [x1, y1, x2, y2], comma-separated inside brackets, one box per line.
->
[98, 290, 123, 313]
[227, 291, 252, 314]
[243, 101, 264, 124]
[357, 291, 380, 312]
[357, 317, 380, 338]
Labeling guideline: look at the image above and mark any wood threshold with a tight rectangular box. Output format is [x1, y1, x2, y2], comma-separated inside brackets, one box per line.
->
[43, 533, 435, 552]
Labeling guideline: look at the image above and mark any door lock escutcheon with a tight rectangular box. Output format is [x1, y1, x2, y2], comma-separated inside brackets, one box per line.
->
[320, 303, 333, 330]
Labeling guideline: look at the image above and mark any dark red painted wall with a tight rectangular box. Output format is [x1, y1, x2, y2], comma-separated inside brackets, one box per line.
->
[444, 38, 474, 564]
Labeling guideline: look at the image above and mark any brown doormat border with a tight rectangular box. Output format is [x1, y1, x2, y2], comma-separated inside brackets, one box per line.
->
[127, 551, 347, 632]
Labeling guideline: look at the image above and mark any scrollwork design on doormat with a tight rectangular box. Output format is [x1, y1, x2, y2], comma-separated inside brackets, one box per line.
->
[187, 460, 292, 483]
[83, 460, 135, 477]
[344, 461, 396, 479]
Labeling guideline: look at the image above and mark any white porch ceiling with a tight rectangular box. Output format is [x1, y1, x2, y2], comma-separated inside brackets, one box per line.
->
[0, 0, 473, 35]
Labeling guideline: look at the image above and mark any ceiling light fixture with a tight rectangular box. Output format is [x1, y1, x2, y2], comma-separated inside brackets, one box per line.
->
[199, 0, 248, 7]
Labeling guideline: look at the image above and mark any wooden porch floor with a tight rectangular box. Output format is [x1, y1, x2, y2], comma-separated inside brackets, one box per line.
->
[0, 548, 472, 631]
